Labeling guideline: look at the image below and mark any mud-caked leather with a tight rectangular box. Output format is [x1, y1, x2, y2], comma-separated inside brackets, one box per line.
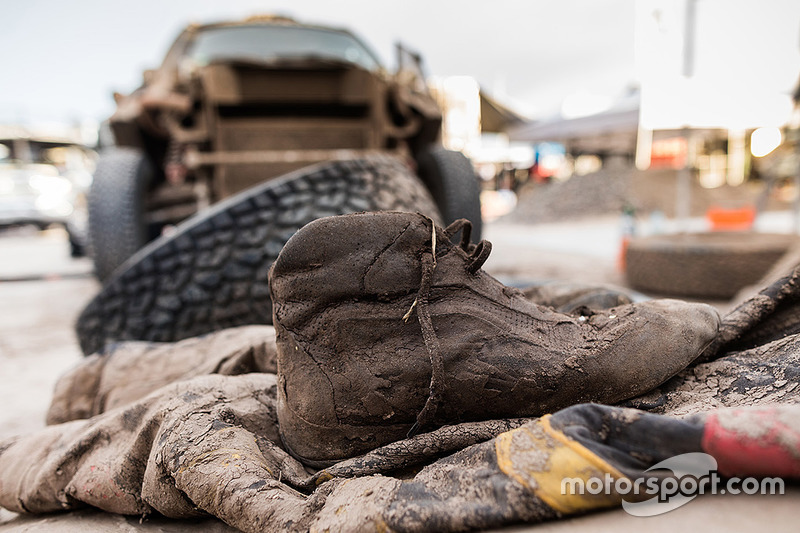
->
[269, 212, 721, 465]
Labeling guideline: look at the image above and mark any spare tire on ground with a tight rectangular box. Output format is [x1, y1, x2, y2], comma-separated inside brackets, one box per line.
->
[76, 155, 442, 355]
[624, 232, 800, 300]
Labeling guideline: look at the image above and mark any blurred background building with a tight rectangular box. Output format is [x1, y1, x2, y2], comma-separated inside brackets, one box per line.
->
[508, 0, 799, 182]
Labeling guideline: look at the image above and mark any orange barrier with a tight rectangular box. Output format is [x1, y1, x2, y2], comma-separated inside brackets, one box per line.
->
[706, 206, 756, 231]
[618, 236, 630, 272]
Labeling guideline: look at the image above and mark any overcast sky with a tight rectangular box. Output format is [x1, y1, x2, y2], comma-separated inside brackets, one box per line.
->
[1, 0, 640, 126]
[4, 0, 799, 130]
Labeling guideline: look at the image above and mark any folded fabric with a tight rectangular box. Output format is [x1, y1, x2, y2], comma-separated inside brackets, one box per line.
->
[2, 331, 798, 531]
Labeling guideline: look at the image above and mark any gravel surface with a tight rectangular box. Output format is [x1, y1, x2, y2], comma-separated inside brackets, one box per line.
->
[503, 166, 792, 225]
[503, 168, 632, 225]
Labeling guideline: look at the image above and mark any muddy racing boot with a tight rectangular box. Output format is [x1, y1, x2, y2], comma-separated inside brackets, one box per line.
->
[269, 212, 721, 465]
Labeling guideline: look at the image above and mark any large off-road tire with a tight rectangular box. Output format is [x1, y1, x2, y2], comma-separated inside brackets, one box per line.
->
[416, 148, 483, 241]
[76, 155, 441, 355]
[625, 232, 799, 300]
[88, 147, 153, 281]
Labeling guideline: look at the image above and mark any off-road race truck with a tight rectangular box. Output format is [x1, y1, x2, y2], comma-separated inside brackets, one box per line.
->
[78, 15, 482, 353]
[88, 15, 481, 280]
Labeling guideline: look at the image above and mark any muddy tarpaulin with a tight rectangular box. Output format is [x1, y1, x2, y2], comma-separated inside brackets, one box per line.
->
[1, 323, 798, 532]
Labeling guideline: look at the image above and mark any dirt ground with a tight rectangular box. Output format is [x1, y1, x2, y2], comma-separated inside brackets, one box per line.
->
[0, 228, 96, 443]
[0, 216, 798, 531]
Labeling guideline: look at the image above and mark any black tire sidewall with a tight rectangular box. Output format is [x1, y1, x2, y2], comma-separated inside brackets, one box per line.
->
[416, 148, 483, 241]
[88, 147, 152, 281]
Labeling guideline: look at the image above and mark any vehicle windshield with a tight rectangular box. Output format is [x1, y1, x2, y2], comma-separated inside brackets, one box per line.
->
[187, 24, 383, 71]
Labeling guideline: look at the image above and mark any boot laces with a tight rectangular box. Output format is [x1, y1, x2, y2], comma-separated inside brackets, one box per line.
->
[405, 217, 491, 437]
[444, 218, 492, 273]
